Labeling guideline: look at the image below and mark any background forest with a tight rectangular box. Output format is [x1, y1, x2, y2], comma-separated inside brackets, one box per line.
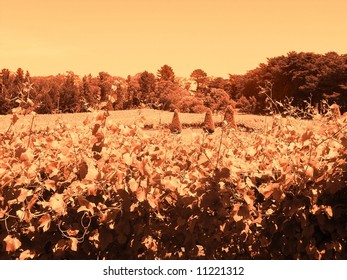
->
[1, 51, 347, 116]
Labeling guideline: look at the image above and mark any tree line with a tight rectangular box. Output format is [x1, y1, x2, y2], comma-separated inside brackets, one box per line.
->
[1, 51, 347, 116]
[232, 51, 347, 115]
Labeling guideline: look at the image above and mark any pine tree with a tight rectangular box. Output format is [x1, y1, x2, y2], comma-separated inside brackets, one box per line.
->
[157, 65, 175, 82]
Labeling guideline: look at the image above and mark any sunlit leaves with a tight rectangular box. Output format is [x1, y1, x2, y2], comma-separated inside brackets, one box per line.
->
[49, 193, 66, 216]
[123, 152, 132, 165]
[1, 108, 347, 260]
[4, 235, 22, 252]
[77, 195, 95, 215]
[70, 237, 79, 252]
[38, 214, 51, 232]
[18, 250, 35, 260]
[259, 183, 280, 199]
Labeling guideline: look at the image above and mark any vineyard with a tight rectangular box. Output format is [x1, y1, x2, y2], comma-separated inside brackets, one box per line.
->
[0, 109, 347, 259]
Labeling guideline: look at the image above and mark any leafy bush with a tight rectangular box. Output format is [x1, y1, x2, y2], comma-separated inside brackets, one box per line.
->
[35, 93, 54, 114]
[1, 109, 347, 259]
[236, 96, 257, 114]
[177, 96, 206, 113]
[204, 88, 232, 112]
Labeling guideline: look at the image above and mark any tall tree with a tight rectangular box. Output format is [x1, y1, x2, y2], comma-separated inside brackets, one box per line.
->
[157, 64, 175, 82]
[0, 70, 10, 114]
[126, 74, 141, 108]
[138, 71, 156, 104]
[204, 88, 232, 112]
[60, 71, 81, 113]
[81, 74, 100, 111]
[190, 69, 208, 92]
[14, 68, 25, 88]
[98, 71, 113, 103]
[208, 77, 227, 90]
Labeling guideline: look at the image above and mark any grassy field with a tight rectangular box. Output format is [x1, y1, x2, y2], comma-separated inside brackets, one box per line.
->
[0, 109, 279, 148]
[0, 108, 273, 133]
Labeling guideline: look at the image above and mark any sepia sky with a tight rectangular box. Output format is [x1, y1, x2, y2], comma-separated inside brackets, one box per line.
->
[1, 0, 347, 78]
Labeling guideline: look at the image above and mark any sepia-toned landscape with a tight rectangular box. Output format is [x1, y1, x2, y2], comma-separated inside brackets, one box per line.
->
[1, 0, 347, 260]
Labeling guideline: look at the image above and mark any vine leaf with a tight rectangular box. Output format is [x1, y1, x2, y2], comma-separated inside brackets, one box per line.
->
[70, 237, 79, 251]
[4, 235, 22, 252]
[18, 250, 35, 260]
[49, 193, 66, 216]
[38, 213, 51, 232]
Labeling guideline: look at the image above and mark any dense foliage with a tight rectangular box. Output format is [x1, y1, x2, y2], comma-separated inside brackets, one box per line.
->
[233, 51, 347, 114]
[1, 51, 347, 115]
[1, 109, 346, 259]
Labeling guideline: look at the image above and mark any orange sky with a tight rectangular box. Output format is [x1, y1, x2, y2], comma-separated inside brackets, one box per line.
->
[1, 0, 347, 78]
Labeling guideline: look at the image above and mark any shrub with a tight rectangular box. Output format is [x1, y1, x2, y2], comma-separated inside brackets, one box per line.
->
[191, 104, 207, 113]
[236, 95, 257, 114]
[35, 92, 54, 114]
[223, 105, 237, 129]
[177, 95, 205, 113]
[205, 88, 232, 112]
[202, 108, 215, 134]
[169, 109, 182, 134]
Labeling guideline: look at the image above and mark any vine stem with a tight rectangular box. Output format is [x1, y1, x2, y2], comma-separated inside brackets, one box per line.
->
[27, 113, 36, 149]
[215, 126, 225, 170]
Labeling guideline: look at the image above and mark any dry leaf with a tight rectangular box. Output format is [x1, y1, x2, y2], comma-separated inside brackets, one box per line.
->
[325, 206, 333, 218]
[147, 194, 158, 209]
[259, 183, 279, 199]
[16, 209, 25, 220]
[196, 245, 205, 256]
[245, 177, 254, 188]
[78, 161, 88, 180]
[123, 153, 132, 165]
[38, 213, 51, 232]
[4, 235, 22, 252]
[77, 196, 94, 215]
[49, 193, 66, 216]
[246, 146, 257, 157]
[11, 113, 19, 125]
[136, 187, 146, 202]
[95, 111, 105, 121]
[85, 161, 99, 181]
[18, 250, 35, 260]
[44, 179, 56, 192]
[70, 237, 79, 251]
[128, 178, 137, 192]
[86, 184, 98, 196]
[243, 193, 254, 206]
[301, 130, 313, 142]
[20, 149, 34, 162]
[305, 166, 314, 178]
[17, 188, 28, 203]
